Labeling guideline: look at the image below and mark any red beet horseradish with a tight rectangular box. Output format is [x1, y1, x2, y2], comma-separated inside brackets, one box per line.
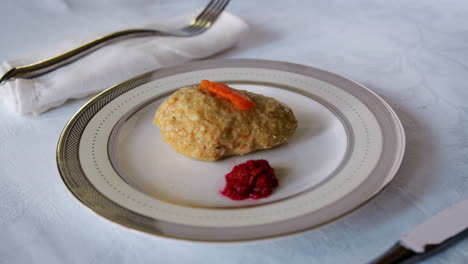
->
[221, 160, 278, 200]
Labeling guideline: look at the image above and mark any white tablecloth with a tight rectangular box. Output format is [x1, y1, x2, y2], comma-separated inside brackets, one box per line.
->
[1, 0, 467, 263]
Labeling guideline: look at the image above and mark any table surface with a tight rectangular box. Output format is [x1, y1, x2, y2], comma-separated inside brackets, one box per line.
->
[1, 0, 468, 263]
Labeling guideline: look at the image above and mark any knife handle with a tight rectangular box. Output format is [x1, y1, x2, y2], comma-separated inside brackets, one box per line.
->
[369, 243, 417, 264]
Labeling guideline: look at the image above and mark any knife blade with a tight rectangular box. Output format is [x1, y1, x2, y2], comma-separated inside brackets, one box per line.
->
[370, 198, 468, 264]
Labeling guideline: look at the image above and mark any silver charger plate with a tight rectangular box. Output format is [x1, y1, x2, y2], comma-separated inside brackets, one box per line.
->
[57, 59, 405, 242]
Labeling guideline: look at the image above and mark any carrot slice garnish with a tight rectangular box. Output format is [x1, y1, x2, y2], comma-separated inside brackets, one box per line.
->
[199, 80, 255, 110]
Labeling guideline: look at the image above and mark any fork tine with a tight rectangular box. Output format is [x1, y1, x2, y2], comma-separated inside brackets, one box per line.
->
[193, 0, 219, 24]
[200, 0, 229, 26]
[199, 0, 229, 26]
[185, 0, 229, 34]
[186, 0, 224, 32]
[197, 0, 229, 23]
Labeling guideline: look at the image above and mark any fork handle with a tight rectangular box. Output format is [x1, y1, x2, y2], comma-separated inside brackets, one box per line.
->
[0, 29, 166, 83]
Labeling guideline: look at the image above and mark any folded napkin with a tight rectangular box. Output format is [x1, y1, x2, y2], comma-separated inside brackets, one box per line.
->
[0, 11, 248, 115]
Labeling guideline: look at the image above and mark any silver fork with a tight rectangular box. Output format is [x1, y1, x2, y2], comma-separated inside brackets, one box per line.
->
[0, 0, 230, 84]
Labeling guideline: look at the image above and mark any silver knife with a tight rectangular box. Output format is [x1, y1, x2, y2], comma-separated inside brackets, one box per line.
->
[370, 198, 468, 264]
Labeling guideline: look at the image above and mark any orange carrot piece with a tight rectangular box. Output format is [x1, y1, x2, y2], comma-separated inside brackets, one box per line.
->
[199, 80, 255, 110]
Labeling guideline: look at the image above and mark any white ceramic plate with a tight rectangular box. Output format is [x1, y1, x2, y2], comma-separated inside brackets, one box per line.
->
[57, 59, 405, 242]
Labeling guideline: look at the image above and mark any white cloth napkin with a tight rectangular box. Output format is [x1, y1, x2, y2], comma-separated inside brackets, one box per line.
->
[0, 11, 248, 115]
